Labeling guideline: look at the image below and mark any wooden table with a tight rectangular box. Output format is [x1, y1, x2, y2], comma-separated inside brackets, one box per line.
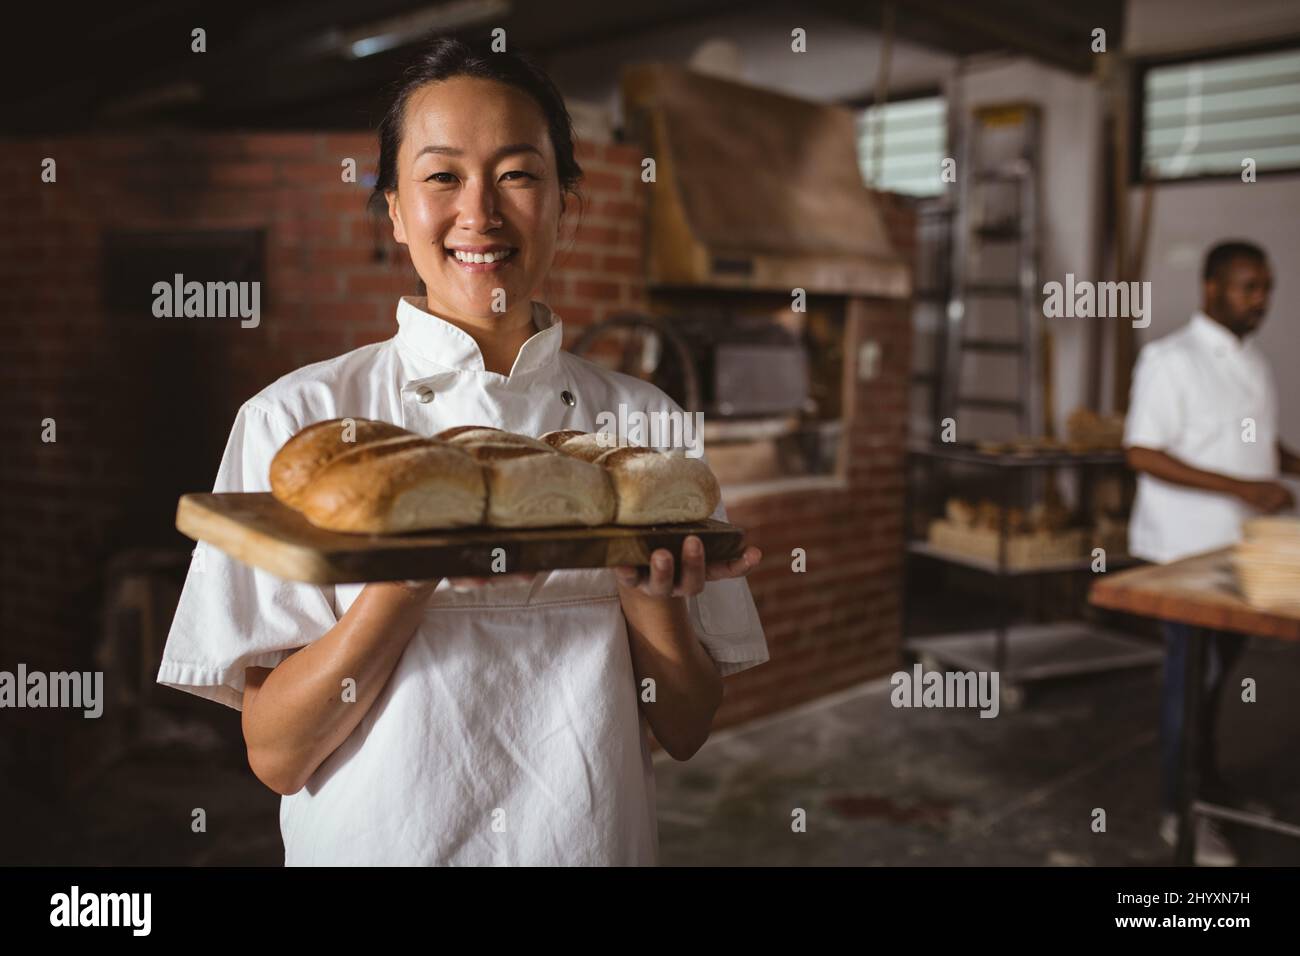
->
[1091, 548, 1300, 641]
[1090, 548, 1300, 865]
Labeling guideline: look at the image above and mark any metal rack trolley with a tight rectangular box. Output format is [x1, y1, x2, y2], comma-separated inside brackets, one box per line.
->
[903, 442, 1162, 707]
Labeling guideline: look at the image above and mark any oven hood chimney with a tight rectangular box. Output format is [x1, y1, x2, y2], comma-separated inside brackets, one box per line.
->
[621, 63, 911, 299]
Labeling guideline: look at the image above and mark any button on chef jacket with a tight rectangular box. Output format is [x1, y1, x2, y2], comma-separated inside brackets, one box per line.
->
[157, 295, 769, 865]
[1123, 311, 1280, 564]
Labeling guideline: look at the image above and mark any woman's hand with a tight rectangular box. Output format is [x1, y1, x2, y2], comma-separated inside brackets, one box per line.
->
[361, 578, 443, 607]
[613, 535, 761, 598]
[614, 534, 757, 759]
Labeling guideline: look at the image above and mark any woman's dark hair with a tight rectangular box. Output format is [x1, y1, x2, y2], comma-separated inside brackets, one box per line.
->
[368, 36, 584, 216]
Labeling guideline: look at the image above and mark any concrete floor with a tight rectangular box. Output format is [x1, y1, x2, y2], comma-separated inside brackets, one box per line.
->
[6, 637, 1299, 866]
[656, 637, 1300, 866]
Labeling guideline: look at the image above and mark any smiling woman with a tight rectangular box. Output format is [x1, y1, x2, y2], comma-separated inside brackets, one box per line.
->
[368, 40, 584, 372]
[155, 35, 769, 867]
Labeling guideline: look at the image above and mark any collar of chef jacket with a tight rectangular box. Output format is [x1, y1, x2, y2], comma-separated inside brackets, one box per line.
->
[1186, 309, 1266, 402]
[1188, 310, 1248, 355]
[395, 294, 562, 376]
[392, 295, 569, 434]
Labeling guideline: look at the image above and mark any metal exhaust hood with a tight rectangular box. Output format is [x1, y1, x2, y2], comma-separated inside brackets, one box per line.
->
[621, 63, 911, 299]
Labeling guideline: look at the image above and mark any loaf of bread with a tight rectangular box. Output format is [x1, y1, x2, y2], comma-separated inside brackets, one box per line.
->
[542, 429, 622, 462]
[271, 421, 719, 532]
[595, 446, 721, 525]
[945, 497, 975, 528]
[462, 442, 615, 527]
[295, 436, 487, 533]
[538, 428, 587, 450]
[270, 417, 412, 507]
[435, 425, 552, 451]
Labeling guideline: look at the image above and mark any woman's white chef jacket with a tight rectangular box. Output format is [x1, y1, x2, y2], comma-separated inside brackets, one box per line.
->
[156, 295, 769, 866]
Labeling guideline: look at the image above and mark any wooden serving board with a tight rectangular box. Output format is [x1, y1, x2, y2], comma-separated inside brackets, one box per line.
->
[176, 493, 747, 584]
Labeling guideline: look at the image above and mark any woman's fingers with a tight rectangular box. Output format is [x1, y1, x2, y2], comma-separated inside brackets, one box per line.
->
[645, 549, 675, 597]
[705, 546, 762, 581]
[676, 536, 707, 596]
[613, 565, 643, 588]
[614, 540, 760, 595]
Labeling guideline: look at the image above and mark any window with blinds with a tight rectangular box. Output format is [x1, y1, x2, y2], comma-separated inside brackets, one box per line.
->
[856, 95, 947, 197]
[1140, 45, 1300, 181]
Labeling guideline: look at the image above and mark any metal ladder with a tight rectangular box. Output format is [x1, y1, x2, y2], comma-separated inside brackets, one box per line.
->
[938, 103, 1044, 440]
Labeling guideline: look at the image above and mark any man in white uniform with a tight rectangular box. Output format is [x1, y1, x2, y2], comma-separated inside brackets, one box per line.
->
[1124, 240, 1300, 865]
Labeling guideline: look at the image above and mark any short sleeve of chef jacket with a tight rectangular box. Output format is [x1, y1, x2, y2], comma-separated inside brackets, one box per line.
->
[686, 505, 771, 677]
[651, 396, 770, 678]
[156, 400, 339, 711]
[1122, 342, 1185, 453]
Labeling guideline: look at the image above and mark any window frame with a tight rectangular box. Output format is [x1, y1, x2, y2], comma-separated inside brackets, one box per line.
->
[1131, 37, 1300, 186]
[844, 87, 949, 198]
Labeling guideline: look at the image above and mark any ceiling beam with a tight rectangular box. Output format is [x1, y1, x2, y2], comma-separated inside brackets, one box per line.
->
[814, 0, 1106, 74]
[903, 0, 1098, 73]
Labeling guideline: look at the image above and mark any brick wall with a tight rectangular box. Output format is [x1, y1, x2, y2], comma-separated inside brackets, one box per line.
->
[717, 290, 912, 722]
[0, 130, 912, 785]
[0, 132, 650, 787]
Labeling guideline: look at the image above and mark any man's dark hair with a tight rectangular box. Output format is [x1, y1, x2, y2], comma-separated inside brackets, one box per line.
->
[1203, 240, 1267, 281]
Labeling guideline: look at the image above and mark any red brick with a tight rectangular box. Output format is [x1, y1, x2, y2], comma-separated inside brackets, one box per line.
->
[601, 142, 646, 167]
[321, 133, 376, 158]
[570, 279, 620, 301]
[552, 304, 594, 326]
[589, 198, 641, 221]
[250, 134, 324, 159]
[279, 161, 362, 188]
[208, 162, 275, 187]
[308, 245, 377, 269]
[570, 224, 621, 246]
[581, 169, 630, 197]
[598, 253, 641, 277]
[553, 249, 596, 271]
[320, 188, 375, 215]
[344, 271, 418, 297]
